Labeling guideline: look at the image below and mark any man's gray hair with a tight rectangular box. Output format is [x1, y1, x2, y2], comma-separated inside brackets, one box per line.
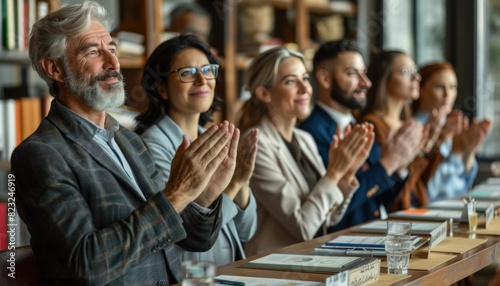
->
[29, 0, 113, 96]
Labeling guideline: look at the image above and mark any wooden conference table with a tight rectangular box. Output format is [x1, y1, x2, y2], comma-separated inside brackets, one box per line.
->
[216, 219, 500, 285]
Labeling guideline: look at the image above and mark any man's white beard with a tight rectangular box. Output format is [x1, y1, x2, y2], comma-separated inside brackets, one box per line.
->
[63, 60, 126, 111]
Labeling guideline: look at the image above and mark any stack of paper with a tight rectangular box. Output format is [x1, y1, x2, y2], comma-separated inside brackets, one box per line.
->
[314, 235, 425, 257]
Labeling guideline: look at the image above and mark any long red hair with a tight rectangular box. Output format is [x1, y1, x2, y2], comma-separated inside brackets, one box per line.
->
[413, 62, 456, 113]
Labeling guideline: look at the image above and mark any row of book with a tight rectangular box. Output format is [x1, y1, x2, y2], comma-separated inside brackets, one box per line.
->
[1, 0, 48, 52]
[0, 95, 52, 161]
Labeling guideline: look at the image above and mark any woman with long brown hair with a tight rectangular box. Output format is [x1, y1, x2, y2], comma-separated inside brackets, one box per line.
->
[358, 50, 430, 210]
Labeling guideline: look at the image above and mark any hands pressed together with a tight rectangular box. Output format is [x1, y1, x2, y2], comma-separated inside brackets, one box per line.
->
[163, 121, 234, 212]
[379, 119, 427, 175]
[325, 123, 375, 185]
[226, 128, 259, 209]
[422, 109, 490, 171]
[163, 121, 259, 212]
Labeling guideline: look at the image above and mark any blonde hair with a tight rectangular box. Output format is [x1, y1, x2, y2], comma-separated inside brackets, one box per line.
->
[238, 47, 305, 131]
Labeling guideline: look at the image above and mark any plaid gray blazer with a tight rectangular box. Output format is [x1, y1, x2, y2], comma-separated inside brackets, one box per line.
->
[11, 100, 222, 285]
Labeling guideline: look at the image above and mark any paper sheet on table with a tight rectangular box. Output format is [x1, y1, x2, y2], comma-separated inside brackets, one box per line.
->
[417, 237, 488, 254]
[371, 273, 411, 286]
[381, 253, 456, 271]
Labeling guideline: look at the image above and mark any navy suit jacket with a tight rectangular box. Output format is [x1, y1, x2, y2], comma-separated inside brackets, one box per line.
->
[11, 100, 222, 285]
[299, 105, 404, 232]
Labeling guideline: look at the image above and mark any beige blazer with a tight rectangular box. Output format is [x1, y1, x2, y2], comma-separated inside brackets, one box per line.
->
[244, 116, 358, 256]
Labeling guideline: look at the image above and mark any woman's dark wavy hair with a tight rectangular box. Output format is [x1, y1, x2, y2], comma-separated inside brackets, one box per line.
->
[134, 34, 222, 134]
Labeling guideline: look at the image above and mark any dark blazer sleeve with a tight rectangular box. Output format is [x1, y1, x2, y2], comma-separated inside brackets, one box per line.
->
[327, 142, 405, 232]
[12, 139, 190, 284]
[10, 114, 224, 285]
[177, 198, 222, 251]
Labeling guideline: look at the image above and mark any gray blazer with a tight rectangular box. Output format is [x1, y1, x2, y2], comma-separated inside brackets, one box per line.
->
[244, 116, 358, 256]
[11, 100, 222, 285]
[141, 115, 257, 266]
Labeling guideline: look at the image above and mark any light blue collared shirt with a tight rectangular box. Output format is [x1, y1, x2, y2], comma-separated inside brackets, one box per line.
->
[56, 100, 145, 200]
[414, 111, 478, 202]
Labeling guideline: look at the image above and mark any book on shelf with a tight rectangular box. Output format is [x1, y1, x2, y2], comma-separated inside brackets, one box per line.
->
[1, 93, 48, 160]
[3, 0, 16, 50]
[2, 99, 21, 160]
[214, 275, 323, 286]
[425, 199, 494, 227]
[0, 0, 2, 51]
[116, 31, 145, 57]
[19, 97, 42, 140]
[0, 100, 5, 159]
[354, 220, 447, 251]
[238, 38, 283, 57]
[2, 0, 37, 51]
[314, 235, 427, 257]
[0, 201, 6, 250]
[239, 253, 375, 273]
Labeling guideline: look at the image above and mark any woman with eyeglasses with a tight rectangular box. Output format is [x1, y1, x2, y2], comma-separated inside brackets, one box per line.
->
[358, 50, 440, 210]
[135, 35, 258, 266]
[239, 47, 375, 256]
[412, 62, 490, 202]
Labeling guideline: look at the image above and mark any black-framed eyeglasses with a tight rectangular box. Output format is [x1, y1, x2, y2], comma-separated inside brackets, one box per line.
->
[166, 64, 220, 83]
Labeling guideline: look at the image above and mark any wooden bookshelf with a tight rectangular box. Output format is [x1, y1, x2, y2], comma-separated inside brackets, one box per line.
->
[220, 0, 358, 123]
[118, 0, 162, 114]
[112, 0, 357, 122]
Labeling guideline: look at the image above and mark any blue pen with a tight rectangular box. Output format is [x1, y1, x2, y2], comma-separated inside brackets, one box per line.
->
[214, 278, 246, 286]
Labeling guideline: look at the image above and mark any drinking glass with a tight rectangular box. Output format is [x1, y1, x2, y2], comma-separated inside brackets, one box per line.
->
[385, 239, 412, 275]
[467, 202, 478, 233]
[181, 260, 216, 286]
[386, 221, 412, 240]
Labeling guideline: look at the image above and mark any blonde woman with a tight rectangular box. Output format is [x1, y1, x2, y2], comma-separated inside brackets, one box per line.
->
[238, 47, 374, 255]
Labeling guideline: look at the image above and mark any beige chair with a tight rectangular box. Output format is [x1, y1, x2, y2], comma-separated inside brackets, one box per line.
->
[0, 245, 39, 285]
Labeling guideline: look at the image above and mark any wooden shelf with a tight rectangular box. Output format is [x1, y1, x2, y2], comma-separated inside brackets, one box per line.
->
[118, 56, 146, 69]
[239, 0, 356, 15]
[239, 0, 292, 9]
[0, 161, 11, 170]
[114, 0, 357, 122]
[0, 50, 31, 65]
[309, 2, 356, 16]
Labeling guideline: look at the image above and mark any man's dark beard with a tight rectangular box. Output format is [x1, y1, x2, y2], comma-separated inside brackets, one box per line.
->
[329, 80, 366, 110]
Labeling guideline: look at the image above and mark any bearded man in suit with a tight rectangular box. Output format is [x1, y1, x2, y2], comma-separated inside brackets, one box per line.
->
[11, 1, 238, 284]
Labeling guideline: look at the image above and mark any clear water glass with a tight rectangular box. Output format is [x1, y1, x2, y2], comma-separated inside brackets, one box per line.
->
[386, 221, 412, 240]
[385, 239, 412, 275]
[181, 260, 216, 286]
